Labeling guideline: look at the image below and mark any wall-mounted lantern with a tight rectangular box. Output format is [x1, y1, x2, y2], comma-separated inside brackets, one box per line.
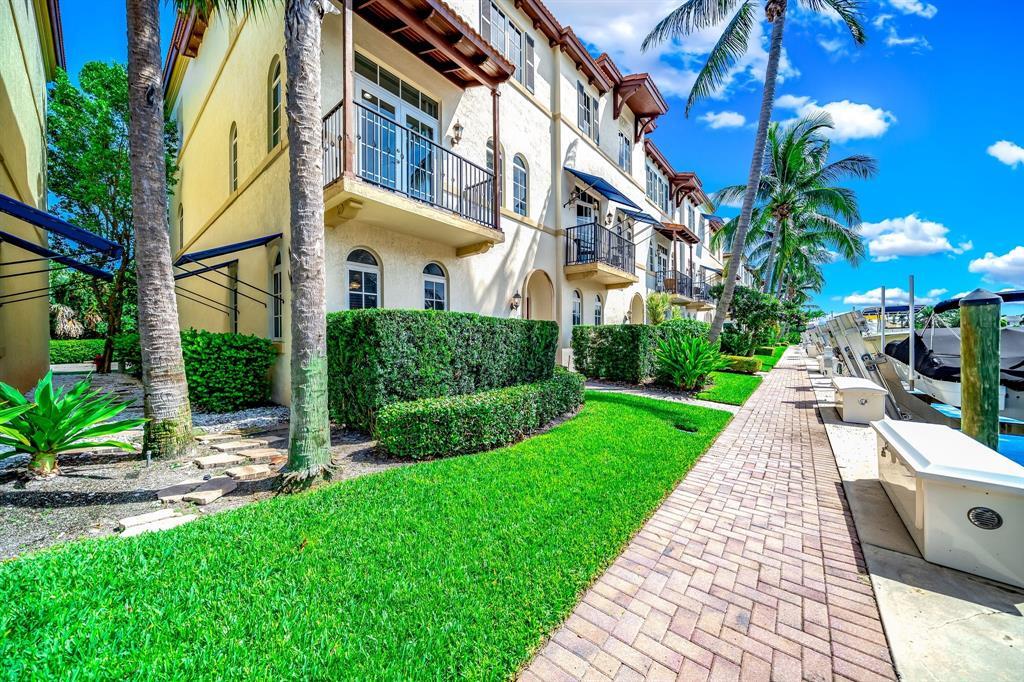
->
[451, 120, 464, 146]
[510, 291, 522, 311]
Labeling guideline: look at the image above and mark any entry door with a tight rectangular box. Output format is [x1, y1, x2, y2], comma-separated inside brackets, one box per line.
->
[358, 88, 399, 190]
[405, 113, 436, 203]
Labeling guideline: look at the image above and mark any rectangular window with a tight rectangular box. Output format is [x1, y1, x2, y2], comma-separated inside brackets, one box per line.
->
[645, 162, 668, 214]
[482, 2, 533, 91]
[577, 82, 599, 141]
[424, 280, 446, 310]
[617, 131, 632, 173]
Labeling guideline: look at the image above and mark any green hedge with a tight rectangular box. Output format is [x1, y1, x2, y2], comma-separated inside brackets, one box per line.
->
[327, 309, 559, 431]
[755, 345, 776, 356]
[571, 325, 660, 383]
[49, 339, 106, 364]
[722, 355, 763, 374]
[375, 368, 585, 459]
[116, 329, 278, 412]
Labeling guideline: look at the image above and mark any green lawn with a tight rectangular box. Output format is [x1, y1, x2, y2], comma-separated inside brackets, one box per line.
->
[697, 371, 764, 406]
[0, 391, 732, 680]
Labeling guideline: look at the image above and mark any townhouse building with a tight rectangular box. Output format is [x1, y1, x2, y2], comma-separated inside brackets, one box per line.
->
[0, 0, 65, 390]
[163, 0, 729, 404]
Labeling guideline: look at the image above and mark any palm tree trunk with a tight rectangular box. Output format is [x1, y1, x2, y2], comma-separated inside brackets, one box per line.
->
[125, 0, 194, 457]
[282, 0, 331, 484]
[709, 5, 787, 341]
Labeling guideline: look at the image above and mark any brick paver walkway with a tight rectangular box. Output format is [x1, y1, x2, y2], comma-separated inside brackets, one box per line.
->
[523, 349, 895, 681]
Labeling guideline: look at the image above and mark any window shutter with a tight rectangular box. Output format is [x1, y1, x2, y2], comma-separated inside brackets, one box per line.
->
[591, 96, 600, 143]
[525, 35, 535, 92]
[480, 1, 491, 42]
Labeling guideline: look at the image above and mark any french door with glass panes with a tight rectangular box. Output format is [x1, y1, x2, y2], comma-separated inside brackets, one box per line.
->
[356, 77, 438, 203]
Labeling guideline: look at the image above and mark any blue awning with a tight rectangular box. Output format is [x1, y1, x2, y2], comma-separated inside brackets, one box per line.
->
[620, 209, 661, 226]
[0, 193, 122, 259]
[0, 229, 113, 281]
[564, 167, 642, 211]
[175, 233, 281, 266]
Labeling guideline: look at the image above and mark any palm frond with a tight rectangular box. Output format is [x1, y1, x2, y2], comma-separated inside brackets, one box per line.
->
[642, 0, 743, 51]
[801, 0, 867, 44]
[685, 1, 756, 116]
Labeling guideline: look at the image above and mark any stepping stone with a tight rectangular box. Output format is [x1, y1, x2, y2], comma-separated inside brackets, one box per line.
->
[225, 464, 272, 481]
[210, 439, 268, 453]
[121, 514, 197, 537]
[157, 478, 204, 503]
[196, 433, 240, 444]
[118, 508, 178, 530]
[183, 477, 237, 505]
[236, 448, 285, 464]
[193, 453, 245, 469]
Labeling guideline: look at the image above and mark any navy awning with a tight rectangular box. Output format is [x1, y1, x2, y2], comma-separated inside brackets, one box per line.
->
[0, 229, 113, 281]
[700, 265, 723, 275]
[175, 233, 281, 266]
[0, 193, 122, 259]
[564, 167, 642, 211]
[620, 209, 661, 226]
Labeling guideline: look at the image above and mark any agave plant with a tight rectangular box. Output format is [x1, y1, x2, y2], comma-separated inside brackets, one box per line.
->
[656, 335, 729, 391]
[0, 373, 147, 475]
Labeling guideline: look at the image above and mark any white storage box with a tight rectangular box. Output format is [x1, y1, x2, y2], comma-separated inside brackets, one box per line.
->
[832, 376, 888, 424]
[873, 419, 1024, 588]
[818, 349, 834, 376]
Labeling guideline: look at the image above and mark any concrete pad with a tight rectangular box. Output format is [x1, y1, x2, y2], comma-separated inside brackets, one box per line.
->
[225, 464, 272, 481]
[236, 448, 284, 464]
[183, 477, 236, 504]
[210, 439, 268, 453]
[195, 433, 241, 444]
[193, 453, 245, 469]
[120, 514, 197, 538]
[157, 478, 204, 503]
[866, 544, 1024, 682]
[118, 508, 178, 530]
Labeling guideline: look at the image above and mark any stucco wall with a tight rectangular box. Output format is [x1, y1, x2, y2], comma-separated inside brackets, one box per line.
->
[0, 0, 52, 391]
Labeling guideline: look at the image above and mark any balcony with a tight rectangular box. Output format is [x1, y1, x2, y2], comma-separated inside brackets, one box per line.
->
[321, 102, 503, 256]
[654, 270, 693, 302]
[692, 277, 714, 307]
[564, 223, 639, 288]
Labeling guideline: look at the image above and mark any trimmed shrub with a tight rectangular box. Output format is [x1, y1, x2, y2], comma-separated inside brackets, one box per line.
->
[375, 368, 585, 459]
[655, 335, 728, 391]
[722, 355, 763, 374]
[660, 317, 711, 339]
[49, 339, 105, 364]
[327, 309, 559, 431]
[755, 345, 775, 356]
[572, 324, 660, 383]
[116, 329, 278, 412]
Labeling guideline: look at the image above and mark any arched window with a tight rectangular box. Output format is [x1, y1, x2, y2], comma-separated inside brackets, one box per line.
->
[486, 139, 504, 206]
[423, 262, 447, 311]
[347, 248, 379, 309]
[512, 154, 528, 216]
[271, 252, 283, 339]
[229, 122, 238, 192]
[571, 289, 582, 326]
[594, 294, 603, 325]
[268, 57, 282, 150]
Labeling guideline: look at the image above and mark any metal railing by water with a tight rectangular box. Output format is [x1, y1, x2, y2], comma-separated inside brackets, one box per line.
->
[321, 102, 497, 230]
[565, 222, 635, 274]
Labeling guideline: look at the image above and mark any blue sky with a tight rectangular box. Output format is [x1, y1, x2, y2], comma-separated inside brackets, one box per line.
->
[63, 1, 1023, 312]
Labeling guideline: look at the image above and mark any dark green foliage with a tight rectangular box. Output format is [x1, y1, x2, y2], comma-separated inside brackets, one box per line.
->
[755, 346, 775, 356]
[0, 392, 731, 679]
[722, 355, 763, 374]
[655, 335, 728, 391]
[659, 317, 711, 339]
[718, 326, 756, 357]
[116, 330, 277, 412]
[571, 324, 661, 383]
[376, 368, 585, 459]
[49, 339, 106, 364]
[327, 309, 558, 432]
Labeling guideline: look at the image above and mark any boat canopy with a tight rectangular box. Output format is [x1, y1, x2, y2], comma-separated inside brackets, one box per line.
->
[885, 328, 1024, 390]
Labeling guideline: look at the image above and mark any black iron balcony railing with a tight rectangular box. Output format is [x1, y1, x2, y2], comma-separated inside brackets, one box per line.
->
[565, 222, 635, 275]
[321, 102, 497, 230]
[693, 277, 712, 301]
[655, 270, 693, 298]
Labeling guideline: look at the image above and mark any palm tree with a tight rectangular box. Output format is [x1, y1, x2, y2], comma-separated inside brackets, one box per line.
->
[643, 0, 867, 341]
[178, 0, 333, 485]
[126, 0, 194, 457]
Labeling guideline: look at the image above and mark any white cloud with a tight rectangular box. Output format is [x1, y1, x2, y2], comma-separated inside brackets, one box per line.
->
[889, 0, 938, 19]
[700, 111, 746, 129]
[859, 214, 972, 261]
[969, 247, 1024, 286]
[873, 14, 894, 28]
[843, 286, 943, 306]
[774, 95, 896, 142]
[817, 36, 844, 53]
[987, 140, 1024, 168]
[542, 1, 800, 101]
[884, 29, 931, 50]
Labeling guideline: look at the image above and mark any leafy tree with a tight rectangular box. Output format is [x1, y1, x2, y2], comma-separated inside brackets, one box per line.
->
[47, 63, 176, 367]
[643, 0, 867, 341]
[710, 283, 782, 349]
[126, 0, 194, 457]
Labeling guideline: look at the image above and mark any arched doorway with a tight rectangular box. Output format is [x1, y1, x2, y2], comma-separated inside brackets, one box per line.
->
[524, 270, 554, 321]
[630, 293, 644, 324]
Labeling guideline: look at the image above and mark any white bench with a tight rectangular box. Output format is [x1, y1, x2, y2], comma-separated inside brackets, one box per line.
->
[832, 376, 887, 424]
[873, 419, 1024, 589]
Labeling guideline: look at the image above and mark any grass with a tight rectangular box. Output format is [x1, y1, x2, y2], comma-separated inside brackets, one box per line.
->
[0, 391, 732, 680]
[697, 371, 764, 406]
[754, 345, 788, 371]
